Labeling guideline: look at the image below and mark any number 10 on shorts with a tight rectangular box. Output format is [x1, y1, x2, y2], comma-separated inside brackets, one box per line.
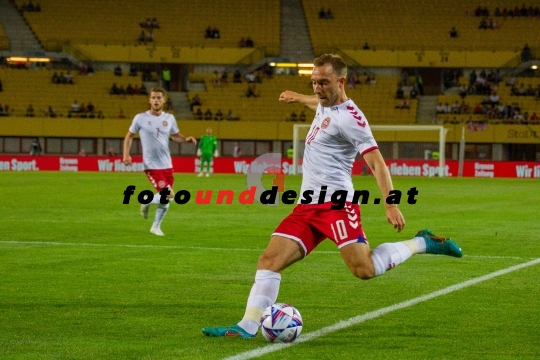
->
[331, 220, 348, 241]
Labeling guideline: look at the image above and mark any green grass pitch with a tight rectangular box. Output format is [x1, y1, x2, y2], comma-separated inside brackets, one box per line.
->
[0, 172, 539, 359]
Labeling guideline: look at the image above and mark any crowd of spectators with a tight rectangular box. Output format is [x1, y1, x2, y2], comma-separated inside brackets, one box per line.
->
[137, 18, 159, 44]
[238, 37, 254, 48]
[318, 8, 333, 19]
[205, 26, 220, 39]
[109, 82, 148, 96]
[473, 5, 540, 18]
[192, 107, 239, 121]
[19, 1, 41, 12]
[51, 71, 74, 84]
[347, 73, 376, 89]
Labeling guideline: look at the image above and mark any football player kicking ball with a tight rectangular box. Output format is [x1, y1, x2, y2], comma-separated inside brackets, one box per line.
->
[123, 87, 197, 236]
[202, 54, 462, 338]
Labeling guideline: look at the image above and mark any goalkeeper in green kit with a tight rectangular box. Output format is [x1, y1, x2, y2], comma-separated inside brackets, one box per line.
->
[197, 128, 218, 177]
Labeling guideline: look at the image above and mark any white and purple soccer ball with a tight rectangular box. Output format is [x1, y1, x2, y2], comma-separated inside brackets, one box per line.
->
[260, 303, 303, 343]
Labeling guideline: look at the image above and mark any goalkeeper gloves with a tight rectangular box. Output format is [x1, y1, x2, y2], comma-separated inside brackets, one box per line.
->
[197, 149, 201, 156]
[214, 150, 219, 157]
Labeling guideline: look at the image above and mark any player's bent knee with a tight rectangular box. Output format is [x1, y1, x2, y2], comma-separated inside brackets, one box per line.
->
[351, 266, 375, 280]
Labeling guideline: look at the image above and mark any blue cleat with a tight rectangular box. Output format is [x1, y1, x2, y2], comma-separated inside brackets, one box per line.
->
[415, 229, 463, 258]
[202, 324, 256, 339]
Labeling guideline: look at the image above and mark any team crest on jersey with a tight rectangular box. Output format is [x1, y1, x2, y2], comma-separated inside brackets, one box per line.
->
[321, 117, 331, 129]
[162, 121, 168, 127]
[158, 180, 166, 189]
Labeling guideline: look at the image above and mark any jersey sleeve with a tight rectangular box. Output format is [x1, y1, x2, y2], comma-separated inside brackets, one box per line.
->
[169, 115, 180, 135]
[339, 106, 378, 155]
[128, 114, 141, 134]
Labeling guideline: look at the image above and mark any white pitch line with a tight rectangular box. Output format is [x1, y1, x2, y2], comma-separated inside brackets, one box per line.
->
[223, 258, 540, 360]
[0, 241, 534, 259]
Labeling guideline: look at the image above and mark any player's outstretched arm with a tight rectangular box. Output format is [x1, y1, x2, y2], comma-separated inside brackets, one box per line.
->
[123, 132, 134, 165]
[172, 133, 197, 146]
[279, 90, 319, 111]
[363, 149, 405, 232]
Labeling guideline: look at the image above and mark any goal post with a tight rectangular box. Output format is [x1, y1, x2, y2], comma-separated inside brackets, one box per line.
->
[292, 124, 449, 176]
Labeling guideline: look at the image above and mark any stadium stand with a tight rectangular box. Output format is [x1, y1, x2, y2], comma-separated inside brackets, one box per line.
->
[16, 0, 280, 56]
[0, 68, 150, 118]
[188, 73, 417, 124]
[302, 0, 540, 55]
[437, 75, 540, 124]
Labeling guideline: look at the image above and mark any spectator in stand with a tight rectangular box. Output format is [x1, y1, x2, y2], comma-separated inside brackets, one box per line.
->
[129, 64, 138, 76]
[96, 110, 105, 119]
[140, 83, 148, 95]
[114, 64, 122, 76]
[51, 72, 60, 84]
[443, 103, 451, 114]
[521, 44, 532, 62]
[140, 18, 151, 28]
[479, 18, 489, 29]
[289, 111, 298, 122]
[449, 27, 458, 38]
[245, 37, 254, 47]
[506, 75, 516, 87]
[0, 104, 4, 116]
[79, 103, 87, 117]
[118, 85, 126, 96]
[526, 85, 535, 96]
[410, 87, 418, 99]
[110, 83, 120, 95]
[362, 42, 370, 50]
[87, 64, 94, 75]
[63, 71, 73, 84]
[239, 37, 246, 47]
[146, 30, 154, 43]
[460, 101, 469, 114]
[473, 103, 483, 114]
[205, 26, 213, 38]
[138, 30, 146, 44]
[214, 109, 224, 121]
[459, 84, 467, 99]
[226, 109, 239, 121]
[151, 18, 160, 29]
[299, 110, 307, 122]
[162, 67, 171, 91]
[70, 100, 80, 114]
[325, 8, 333, 19]
[190, 94, 202, 111]
[204, 108, 213, 120]
[452, 101, 461, 114]
[44, 105, 56, 117]
[395, 86, 404, 99]
[233, 70, 242, 83]
[142, 66, 152, 81]
[118, 109, 126, 118]
[212, 27, 220, 38]
[107, 147, 115, 156]
[246, 84, 259, 98]
[194, 108, 203, 120]
[529, 112, 538, 124]
[26, 104, 35, 117]
[87, 102, 95, 113]
[318, 7, 325, 18]
[436, 102, 445, 114]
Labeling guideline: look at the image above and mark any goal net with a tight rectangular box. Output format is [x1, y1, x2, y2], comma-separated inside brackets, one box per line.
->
[292, 124, 449, 176]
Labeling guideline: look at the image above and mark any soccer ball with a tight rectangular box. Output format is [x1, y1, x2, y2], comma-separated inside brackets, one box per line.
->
[260, 303, 303, 343]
